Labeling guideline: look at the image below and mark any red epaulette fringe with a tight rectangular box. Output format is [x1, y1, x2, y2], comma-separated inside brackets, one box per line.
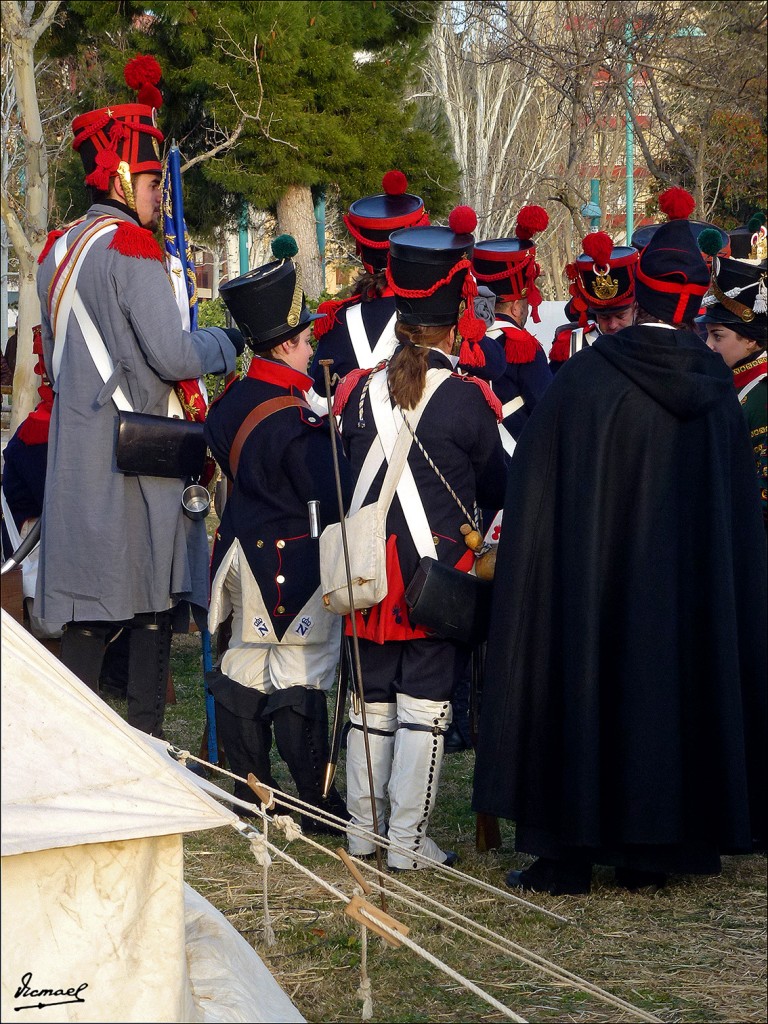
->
[108, 221, 164, 261]
[501, 325, 541, 364]
[333, 367, 372, 416]
[453, 373, 504, 422]
[549, 330, 572, 364]
[15, 407, 52, 446]
[38, 230, 65, 265]
[314, 294, 361, 339]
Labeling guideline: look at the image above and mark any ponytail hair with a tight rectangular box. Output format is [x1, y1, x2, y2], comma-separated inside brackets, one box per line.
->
[352, 268, 388, 302]
[387, 322, 455, 410]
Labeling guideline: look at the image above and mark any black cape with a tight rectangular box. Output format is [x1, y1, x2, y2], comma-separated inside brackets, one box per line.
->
[472, 325, 767, 872]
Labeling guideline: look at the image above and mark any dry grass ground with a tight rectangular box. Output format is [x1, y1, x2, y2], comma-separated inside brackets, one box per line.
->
[160, 632, 767, 1024]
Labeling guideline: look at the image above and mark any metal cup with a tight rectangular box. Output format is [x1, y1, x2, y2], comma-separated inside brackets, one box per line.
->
[182, 483, 211, 521]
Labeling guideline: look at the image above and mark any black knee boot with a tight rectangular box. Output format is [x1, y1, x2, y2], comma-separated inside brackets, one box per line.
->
[60, 621, 113, 691]
[208, 673, 279, 807]
[126, 612, 173, 737]
[266, 686, 350, 834]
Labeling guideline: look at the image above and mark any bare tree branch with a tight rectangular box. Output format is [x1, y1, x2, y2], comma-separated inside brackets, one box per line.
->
[180, 111, 248, 174]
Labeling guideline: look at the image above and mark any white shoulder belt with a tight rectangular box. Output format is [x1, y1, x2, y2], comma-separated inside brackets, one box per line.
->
[346, 302, 398, 368]
[49, 219, 183, 417]
[351, 367, 452, 561]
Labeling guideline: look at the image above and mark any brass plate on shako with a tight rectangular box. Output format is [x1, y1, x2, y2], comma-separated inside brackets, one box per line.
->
[593, 268, 619, 300]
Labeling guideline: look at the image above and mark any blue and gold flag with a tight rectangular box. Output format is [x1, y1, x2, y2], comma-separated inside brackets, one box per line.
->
[162, 142, 198, 332]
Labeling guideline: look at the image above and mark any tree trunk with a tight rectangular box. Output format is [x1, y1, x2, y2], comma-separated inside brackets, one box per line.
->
[10, 270, 42, 431]
[2, 0, 58, 432]
[276, 185, 323, 300]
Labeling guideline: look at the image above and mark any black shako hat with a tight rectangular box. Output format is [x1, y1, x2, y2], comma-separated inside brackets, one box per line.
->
[72, 55, 165, 190]
[471, 205, 549, 323]
[728, 213, 767, 260]
[220, 235, 323, 353]
[386, 206, 488, 367]
[631, 187, 730, 270]
[633, 220, 731, 259]
[345, 170, 428, 273]
[635, 218, 710, 324]
[696, 256, 768, 344]
[565, 231, 638, 326]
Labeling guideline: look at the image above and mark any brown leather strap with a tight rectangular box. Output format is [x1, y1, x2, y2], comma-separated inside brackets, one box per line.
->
[229, 395, 311, 478]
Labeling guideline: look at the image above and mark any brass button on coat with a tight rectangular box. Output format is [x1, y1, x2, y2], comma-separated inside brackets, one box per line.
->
[276, 574, 285, 584]
[276, 605, 285, 614]
[276, 539, 285, 549]
[256, 539, 264, 548]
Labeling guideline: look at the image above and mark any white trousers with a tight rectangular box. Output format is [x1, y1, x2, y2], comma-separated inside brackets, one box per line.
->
[217, 547, 340, 695]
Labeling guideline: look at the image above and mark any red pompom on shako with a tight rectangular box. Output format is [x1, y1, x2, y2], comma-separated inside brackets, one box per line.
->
[123, 54, 164, 114]
[382, 169, 408, 196]
[581, 231, 614, 269]
[124, 54, 163, 91]
[515, 205, 549, 241]
[659, 187, 696, 221]
[448, 205, 478, 235]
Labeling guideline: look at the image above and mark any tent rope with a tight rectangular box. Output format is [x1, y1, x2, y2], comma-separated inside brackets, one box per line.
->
[354, 886, 374, 1021]
[169, 746, 568, 922]
[245, 827, 276, 946]
[175, 747, 663, 1023]
[357, 903, 529, 1024]
[357, 866, 663, 1024]
[237, 822, 529, 1023]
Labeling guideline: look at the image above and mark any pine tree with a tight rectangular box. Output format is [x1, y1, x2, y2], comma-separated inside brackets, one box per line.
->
[45, 1, 459, 295]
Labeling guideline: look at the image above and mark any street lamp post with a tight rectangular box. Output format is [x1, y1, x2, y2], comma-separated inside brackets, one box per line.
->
[625, 21, 634, 245]
[238, 203, 249, 277]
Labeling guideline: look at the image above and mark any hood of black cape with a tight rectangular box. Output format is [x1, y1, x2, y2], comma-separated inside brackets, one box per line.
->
[593, 325, 733, 421]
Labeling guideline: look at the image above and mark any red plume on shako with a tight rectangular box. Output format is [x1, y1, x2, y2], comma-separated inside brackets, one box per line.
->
[123, 54, 164, 110]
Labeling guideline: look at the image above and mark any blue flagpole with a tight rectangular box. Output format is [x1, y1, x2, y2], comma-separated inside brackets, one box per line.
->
[164, 144, 216, 763]
[201, 628, 219, 765]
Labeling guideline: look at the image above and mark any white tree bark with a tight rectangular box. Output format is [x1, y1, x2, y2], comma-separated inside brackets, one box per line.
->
[1, 0, 62, 431]
[419, 2, 648, 295]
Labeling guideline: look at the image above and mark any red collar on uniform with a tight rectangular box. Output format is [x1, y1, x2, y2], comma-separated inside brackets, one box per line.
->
[732, 352, 767, 391]
[246, 356, 313, 392]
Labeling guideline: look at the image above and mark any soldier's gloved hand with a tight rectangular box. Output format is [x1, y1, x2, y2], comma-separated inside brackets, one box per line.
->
[223, 327, 246, 356]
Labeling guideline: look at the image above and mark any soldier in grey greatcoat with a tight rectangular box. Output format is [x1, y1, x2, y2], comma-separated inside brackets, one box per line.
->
[35, 55, 243, 735]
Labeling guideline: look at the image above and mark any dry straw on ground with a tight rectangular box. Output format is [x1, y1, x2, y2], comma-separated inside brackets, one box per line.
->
[164, 633, 766, 1024]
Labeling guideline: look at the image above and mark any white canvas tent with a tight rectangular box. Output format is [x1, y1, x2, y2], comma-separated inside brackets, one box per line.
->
[0, 610, 304, 1023]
